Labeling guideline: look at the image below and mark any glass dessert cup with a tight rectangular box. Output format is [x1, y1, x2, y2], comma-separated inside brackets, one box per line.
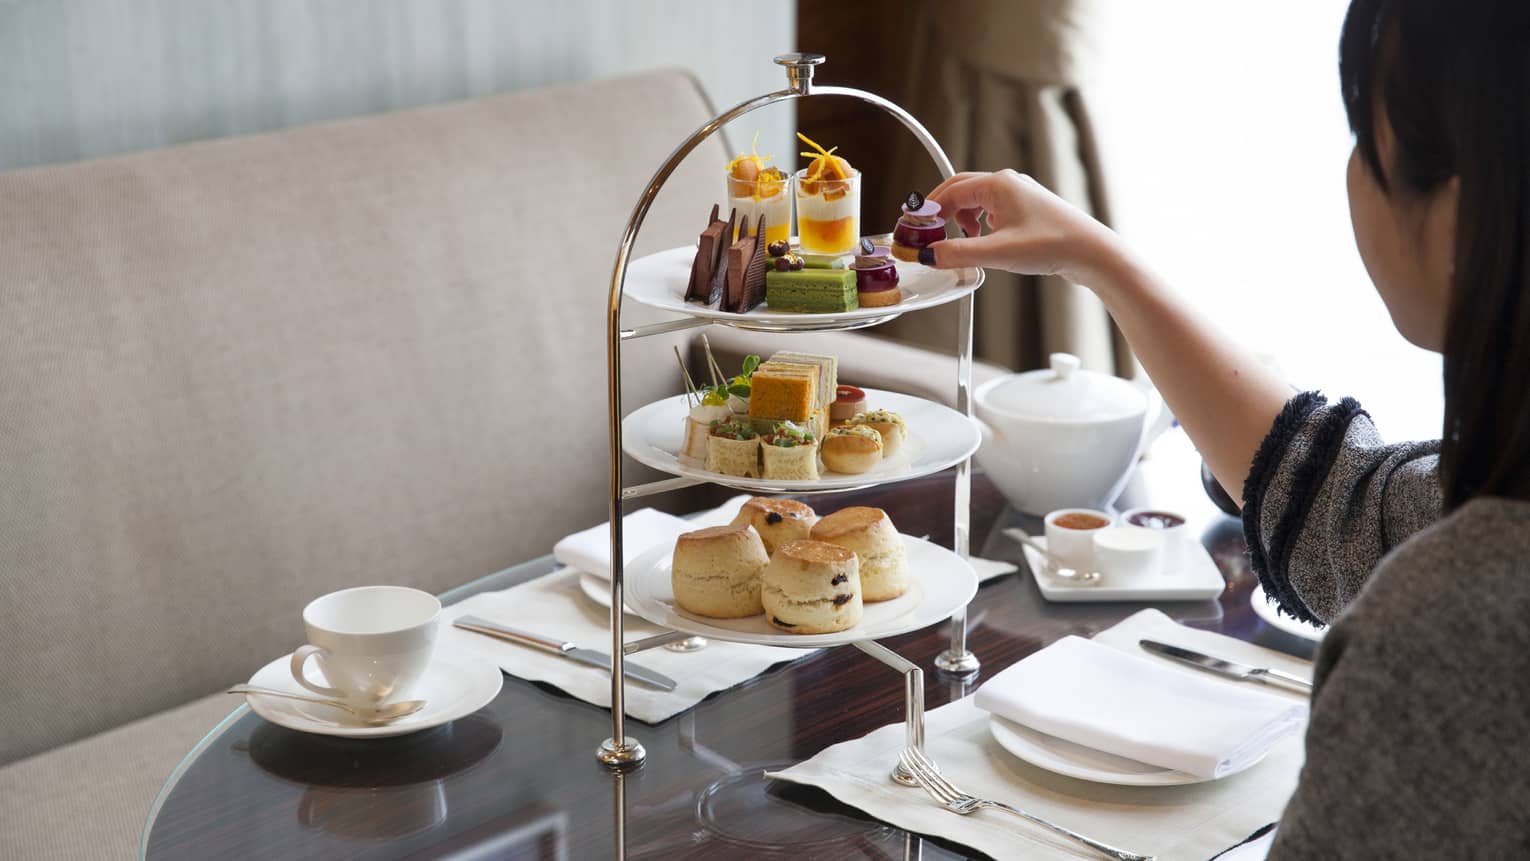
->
[728, 188, 792, 247]
[793, 168, 861, 254]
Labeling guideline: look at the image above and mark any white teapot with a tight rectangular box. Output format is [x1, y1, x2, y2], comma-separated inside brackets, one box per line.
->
[974, 353, 1174, 515]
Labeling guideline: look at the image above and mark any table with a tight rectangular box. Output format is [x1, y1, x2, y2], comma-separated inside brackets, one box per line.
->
[141, 452, 1315, 860]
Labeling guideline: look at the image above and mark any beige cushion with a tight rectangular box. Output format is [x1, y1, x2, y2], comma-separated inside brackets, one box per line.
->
[0, 692, 238, 860]
[0, 70, 727, 766]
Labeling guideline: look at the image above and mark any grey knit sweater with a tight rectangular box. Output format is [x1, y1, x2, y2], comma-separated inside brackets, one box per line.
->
[1242, 392, 1530, 859]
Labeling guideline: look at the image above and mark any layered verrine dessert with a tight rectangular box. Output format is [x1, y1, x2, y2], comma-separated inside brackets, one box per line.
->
[794, 133, 860, 254]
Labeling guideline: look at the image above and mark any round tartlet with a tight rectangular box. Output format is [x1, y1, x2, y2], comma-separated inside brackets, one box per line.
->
[821, 425, 883, 474]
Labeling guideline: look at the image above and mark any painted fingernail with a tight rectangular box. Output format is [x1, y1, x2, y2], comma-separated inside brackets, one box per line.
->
[918, 245, 937, 266]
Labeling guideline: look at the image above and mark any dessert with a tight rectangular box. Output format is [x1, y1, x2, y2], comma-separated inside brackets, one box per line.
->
[705, 418, 761, 478]
[760, 422, 820, 480]
[770, 351, 837, 435]
[794, 133, 860, 254]
[686, 205, 736, 305]
[764, 268, 859, 313]
[852, 243, 901, 308]
[810, 506, 909, 602]
[671, 524, 770, 618]
[891, 191, 946, 263]
[848, 409, 907, 457]
[830, 384, 868, 426]
[820, 425, 883, 474]
[748, 361, 818, 427]
[730, 497, 819, 554]
[799, 252, 851, 269]
[726, 135, 791, 248]
[723, 215, 767, 314]
[762, 539, 864, 634]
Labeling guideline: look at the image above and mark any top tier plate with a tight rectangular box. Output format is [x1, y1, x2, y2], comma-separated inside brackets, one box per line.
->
[623, 238, 983, 332]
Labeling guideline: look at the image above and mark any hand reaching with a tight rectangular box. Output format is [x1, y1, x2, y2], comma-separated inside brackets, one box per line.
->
[922, 169, 1130, 289]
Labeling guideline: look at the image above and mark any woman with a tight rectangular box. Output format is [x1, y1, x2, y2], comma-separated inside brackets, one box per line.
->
[922, 1, 1530, 855]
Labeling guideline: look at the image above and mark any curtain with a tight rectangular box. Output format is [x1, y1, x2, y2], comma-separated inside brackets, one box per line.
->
[878, 0, 1133, 377]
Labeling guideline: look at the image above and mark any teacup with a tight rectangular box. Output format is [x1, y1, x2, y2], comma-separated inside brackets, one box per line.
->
[290, 586, 441, 707]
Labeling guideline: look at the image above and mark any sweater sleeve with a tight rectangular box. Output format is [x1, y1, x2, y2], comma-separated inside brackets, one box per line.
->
[1241, 392, 1441, 625]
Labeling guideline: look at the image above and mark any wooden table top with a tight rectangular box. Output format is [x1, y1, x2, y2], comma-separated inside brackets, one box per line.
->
[142, 463, 1314, 861]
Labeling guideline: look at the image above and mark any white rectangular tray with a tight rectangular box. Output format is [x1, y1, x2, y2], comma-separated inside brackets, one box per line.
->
[1023, 536, 1226, 602]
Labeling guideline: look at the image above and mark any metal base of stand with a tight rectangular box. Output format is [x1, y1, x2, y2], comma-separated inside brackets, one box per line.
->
[664, 636, 708, 652]
[598, 737, 647, 768]
[934, 649, 981, 676]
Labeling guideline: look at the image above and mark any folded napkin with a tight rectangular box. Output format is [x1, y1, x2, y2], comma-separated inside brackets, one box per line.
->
[553, 506, 699, 581]
[441, 568, 813, 723]
[769, 610, 1311, 860]
[974, 635, 1307, 779]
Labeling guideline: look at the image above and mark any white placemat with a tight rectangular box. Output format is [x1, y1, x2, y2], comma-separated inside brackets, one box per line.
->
[768, 610, 1307, 860]
[441, 569, 814, 723]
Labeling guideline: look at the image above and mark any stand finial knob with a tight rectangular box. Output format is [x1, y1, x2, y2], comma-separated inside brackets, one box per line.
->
[775, 53, 826, 95]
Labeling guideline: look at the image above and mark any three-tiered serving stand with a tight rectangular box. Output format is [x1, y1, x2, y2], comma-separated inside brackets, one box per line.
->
[599, 54, 984, 781]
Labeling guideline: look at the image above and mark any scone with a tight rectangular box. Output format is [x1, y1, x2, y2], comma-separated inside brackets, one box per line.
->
[730, 497, 819, 555]
[762, 540, 863, 634]
[810, 506, 909, 602]
[671, 524, 770, 618]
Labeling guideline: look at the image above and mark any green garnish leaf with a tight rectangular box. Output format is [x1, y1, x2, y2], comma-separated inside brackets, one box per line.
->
[728, 383, 752, 397]
[741, 355, 760, 376]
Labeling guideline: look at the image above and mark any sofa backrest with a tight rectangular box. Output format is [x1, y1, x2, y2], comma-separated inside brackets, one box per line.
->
[0, 70, 727, 765]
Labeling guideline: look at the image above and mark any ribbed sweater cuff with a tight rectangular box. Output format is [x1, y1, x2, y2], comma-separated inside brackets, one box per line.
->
[1242, 392, 1367, 626]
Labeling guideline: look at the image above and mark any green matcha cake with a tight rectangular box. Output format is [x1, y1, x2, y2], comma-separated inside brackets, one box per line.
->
[765, 269, 859, 313]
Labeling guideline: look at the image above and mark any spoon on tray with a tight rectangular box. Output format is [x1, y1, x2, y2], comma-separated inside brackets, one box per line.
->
[1003, 528, 1103, 585]
[227, 684, 427, 725]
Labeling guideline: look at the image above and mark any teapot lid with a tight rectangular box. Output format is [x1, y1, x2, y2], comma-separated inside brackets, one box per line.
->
[983, 353, 1147, 422]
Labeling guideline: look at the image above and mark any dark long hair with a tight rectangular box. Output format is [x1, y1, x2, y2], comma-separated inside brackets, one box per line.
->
[1340, 0, 1530, 509]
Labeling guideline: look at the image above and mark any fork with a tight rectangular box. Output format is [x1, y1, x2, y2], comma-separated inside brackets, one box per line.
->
[898, 749, 1155, 861]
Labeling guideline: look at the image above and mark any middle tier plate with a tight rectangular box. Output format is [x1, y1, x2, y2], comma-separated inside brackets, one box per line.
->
[624, 534, 979, 648]
[623, 237, 983, 331]
[622, 388, 981, 493]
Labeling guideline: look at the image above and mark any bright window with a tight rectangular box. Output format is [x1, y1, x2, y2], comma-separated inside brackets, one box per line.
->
[1095, 2, 1444, 442]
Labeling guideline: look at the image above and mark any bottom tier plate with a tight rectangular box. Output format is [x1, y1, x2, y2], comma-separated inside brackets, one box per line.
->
[624, 534, 978, 648]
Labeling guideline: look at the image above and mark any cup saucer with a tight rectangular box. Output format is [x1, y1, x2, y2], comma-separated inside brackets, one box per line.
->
[242, 650, 502, 738]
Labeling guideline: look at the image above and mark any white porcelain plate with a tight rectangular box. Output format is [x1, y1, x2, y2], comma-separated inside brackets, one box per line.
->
[1022, 536, 1226, 603]
[623, 534, 978, 648]
[243, 650, 502, 738]
[987, 715, 1267, 786]
[623, 240, 983, 331]
[622, 388, 980, 493]
[578, 570, 639, 614]
[1250, 584, 1327, 642]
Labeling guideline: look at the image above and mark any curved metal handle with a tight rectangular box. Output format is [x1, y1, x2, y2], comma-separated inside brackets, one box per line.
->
[981, 800, 1156, 861]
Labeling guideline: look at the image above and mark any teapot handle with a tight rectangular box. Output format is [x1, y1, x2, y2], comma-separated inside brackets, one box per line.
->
[1138, 387, 1177, 452]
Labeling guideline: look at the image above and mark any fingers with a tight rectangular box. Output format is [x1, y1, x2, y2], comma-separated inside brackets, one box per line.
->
[926, 171, 987, 201]
[927, 171, 1018, 220]
[920, 231, 1008, 270]
[953, 209, 983, 239]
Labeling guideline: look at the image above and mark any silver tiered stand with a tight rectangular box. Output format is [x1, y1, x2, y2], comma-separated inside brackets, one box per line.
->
[599, 54, 983, 780]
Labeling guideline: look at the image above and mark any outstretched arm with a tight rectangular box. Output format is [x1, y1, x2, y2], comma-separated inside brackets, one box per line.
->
[924, 169, 1292, 503]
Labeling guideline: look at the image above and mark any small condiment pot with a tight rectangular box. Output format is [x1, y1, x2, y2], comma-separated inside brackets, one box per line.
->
[975, 353, 1175, 515]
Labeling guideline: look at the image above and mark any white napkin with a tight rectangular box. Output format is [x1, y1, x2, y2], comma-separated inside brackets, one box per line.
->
[441, 568, 813, 723]
[974, 635, 1307, 779]
[768, 610, 1310, 860]
[553, 506, 698, 581]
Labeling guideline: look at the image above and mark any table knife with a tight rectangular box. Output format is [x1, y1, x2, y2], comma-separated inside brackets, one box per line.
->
[454, 615, 677, 691]
[1138, 639, 1312, 693]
